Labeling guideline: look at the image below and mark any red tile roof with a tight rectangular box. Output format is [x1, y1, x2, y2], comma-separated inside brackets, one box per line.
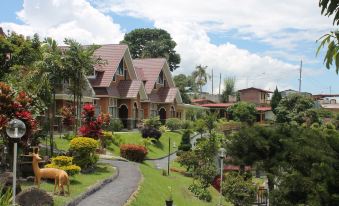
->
[200, 103, 234, 108]
[238, 87, 272, 93]
[117, 80, 142, 98]
[133, 58, 166, 94]
[93, 80, 142, 98]
[191, 99, 215, 103]
[256, 106, 272, 111]
[89, 44, 128, 87]
[149, 87, 179, 103]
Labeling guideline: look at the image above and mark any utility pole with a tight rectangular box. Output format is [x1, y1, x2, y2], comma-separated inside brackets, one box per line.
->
[299, 59, 302, 93]
[219, 73, 221, 95]
[212, 69, 214, 94]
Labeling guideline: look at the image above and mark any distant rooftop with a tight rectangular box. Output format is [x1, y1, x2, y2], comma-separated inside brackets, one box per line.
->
[238, 87, 272, 93]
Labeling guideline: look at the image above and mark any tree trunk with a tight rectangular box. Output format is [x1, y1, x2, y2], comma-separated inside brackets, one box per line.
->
[267, 174, 274, 192]
[50, 92, 55, 157]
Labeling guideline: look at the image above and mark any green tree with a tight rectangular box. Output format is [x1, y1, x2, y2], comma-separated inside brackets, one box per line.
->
[221, 77, 236, 102]
[194, 118, 206, 138]
[62, 39, 101, 132]
[317, 0, 339, 73]
[270, 86, 282, 114]
[204, 112, 218, 135]
[275, 93, 314, 124]
[192, 65, 210, 95]
[121, 28, 180, 71]
[227, 102, 257, 125]
[173, 74, 196, 103]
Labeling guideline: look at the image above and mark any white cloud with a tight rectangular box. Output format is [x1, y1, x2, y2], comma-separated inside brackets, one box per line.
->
[1, 0, 124, 44]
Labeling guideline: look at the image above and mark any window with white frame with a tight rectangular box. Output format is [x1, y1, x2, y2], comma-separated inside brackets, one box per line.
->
[108, 98, 118, 118]
[151, 104, 158, 117]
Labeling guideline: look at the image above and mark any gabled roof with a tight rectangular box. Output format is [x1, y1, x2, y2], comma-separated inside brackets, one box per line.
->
[89, 44, 128, 87]
[238, 87, 272, 93]
[93, 80, 145, 99]
[148, 87, 180, 103]
[133, 58, 171, 94]
[192, 99, 215, 103]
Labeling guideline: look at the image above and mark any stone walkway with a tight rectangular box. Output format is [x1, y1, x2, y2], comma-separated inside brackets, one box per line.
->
[76, 159, 141, 206]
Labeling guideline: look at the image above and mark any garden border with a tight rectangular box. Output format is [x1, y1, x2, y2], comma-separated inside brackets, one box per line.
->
[65, 166, 119, 206]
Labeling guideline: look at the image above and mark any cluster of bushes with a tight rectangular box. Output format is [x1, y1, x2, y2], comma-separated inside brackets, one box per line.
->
[178, 129, 192, 151]
[69, 137, 99, 171]
[120, 144, 147, 162]
[45, 156, 81, 176]
[166, 118, 193, 131]
[104, 119, 123, 132]
[141, 117, 162, 140]
[188, 183, 212, 202]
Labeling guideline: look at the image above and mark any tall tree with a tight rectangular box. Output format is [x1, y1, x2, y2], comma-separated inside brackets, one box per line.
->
[270, 86, 282, 114]
[317, 0, 339, 73]
[192, 65, 210, 95]
[173, 74, 198, 103]
[227, 102, 257, 125]
[62, 39, 101, 133]
[221, 77, 236, 102]
[121, 28, 180, 71]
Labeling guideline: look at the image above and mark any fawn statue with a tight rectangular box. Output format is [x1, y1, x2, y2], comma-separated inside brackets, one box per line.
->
[31, 152, 70, 195]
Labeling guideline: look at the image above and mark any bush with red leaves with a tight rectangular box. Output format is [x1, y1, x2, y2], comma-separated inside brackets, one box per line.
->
[79, 103, 103, 139]
[120, 144, 148, 162]
[60, 105, 75, 126]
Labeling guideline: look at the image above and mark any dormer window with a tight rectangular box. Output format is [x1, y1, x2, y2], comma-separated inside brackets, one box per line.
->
[87, 67, 96, 79]
[117, 59, 124, 76]
[158, 70, 164, 84]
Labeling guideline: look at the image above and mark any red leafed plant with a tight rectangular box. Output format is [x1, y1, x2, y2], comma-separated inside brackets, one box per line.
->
[79, 103, 103, 139]
[98, 113, 110, 128]
[120, 144, 148, 162]
[60, 105, 75, 126]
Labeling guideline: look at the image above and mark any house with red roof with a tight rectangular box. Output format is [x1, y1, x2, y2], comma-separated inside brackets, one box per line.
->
[238, 87, 272, 105]
[133, 58, 183, 124]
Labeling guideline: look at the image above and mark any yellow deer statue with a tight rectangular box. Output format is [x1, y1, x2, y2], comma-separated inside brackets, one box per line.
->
[31, 152, 70, 195]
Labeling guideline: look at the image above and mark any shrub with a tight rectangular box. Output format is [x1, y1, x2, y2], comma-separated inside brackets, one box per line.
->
[188, 183, 212, 202]
[178, 129, 192, 151]
[181, 120, 193, 130]
[141, 126, 162, 140]
[143, 116, 161, 129]
[45, 156, 81, 176]
[69, 137, 99, 170]
[120, 144, 148, 162]
[108, 119, 123, 132]
[79, 104, 103, 139]
[166, 118, 182, 131]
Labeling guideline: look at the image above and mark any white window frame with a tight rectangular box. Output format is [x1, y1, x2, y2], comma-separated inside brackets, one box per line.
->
[108, 98, 118, 118]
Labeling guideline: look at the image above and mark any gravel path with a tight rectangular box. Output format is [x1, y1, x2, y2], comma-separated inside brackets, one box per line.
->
[76, 160, 141, 206]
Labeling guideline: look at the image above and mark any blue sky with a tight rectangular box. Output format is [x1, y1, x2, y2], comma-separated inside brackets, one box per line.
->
[1, 0, 338, 94]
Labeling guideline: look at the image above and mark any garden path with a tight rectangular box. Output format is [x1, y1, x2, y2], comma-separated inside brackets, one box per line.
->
[76, 159, 141, 206]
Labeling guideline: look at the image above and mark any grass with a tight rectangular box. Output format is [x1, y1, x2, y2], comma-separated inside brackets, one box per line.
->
[129, 161, 231, 206]
[21, 163, 116, 206]
[108, 131, 183, 159]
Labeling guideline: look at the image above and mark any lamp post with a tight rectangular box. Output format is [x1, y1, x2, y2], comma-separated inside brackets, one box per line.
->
[6, 119, 26, 206]
[167, 136, 171, 176]
[218, 147, 226, 206]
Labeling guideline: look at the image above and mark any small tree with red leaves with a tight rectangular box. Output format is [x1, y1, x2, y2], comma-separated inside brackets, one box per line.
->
[79, 104, 103, 139]
[60, 105, 75, 130]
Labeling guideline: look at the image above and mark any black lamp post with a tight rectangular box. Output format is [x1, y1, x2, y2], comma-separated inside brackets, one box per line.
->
[6, 119, 26, 206]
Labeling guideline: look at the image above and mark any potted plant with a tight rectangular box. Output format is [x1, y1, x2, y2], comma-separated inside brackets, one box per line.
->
[165, 186, 173, 206]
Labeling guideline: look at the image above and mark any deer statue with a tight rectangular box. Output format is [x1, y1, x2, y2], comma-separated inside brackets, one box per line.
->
[31, 152, 70, 195]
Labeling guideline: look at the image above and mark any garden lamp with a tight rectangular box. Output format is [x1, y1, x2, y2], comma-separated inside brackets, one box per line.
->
[218, 147, 226, 206]
[6, 118, 26, 206]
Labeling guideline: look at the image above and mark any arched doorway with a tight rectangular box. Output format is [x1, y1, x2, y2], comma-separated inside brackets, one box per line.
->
[170, 106, 175, 118]
[159, 107, 166, 124]
[133, 102, 138, 128]
[119, 104, 128, 128]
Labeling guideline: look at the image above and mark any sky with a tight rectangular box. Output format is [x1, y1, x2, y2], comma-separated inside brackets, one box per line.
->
[1, 0, 338, 94]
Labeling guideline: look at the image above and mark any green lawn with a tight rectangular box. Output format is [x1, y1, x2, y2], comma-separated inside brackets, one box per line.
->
[21, 163, 116, 206]
[108, 131, 183, 159]
[129, 161, 230, 206]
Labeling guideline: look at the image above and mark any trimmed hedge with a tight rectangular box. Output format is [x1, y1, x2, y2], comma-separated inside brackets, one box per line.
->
[120, 144, 148, 162]
[166, 118, 182, 131]
[69, 137, 99, 170]
[45, 156, 81, 176]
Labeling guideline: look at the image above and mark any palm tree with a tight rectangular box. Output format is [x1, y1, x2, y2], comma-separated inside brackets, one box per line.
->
[192, 65, 210, 95]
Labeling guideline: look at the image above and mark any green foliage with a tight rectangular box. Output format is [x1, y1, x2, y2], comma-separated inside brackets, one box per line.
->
[178, 129, 192, 151]
[121, 28, 180, 71]
[181, 120, 193, 130]
[173, 74, 198, 103]
[188, 183, 212, 202]
[139, 137, 156, 150]
[204, 112, 218, 134]
[0, 184, 12, 206]
[69, 137, 99, 170]
[275, 93, 315, 124]
[165, 118, 182, 131]
[221, 77, 236, 103]
[45, 156, 81, 176]
[194, 118, 206, 136]
[143, 116, 161, 129]
[178, 136, 218, 188]
[186, 108, 206, 121]
[270, 87, 282, 114]
[107, 119, 123, 132]
[222, 173, 256, 206]
[227, 102, 257, 125]
[192, 65, 210, 94]
[319, 0, 339, 25]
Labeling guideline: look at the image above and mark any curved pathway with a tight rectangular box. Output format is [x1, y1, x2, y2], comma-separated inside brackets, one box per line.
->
[76, 159, 141, 206]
